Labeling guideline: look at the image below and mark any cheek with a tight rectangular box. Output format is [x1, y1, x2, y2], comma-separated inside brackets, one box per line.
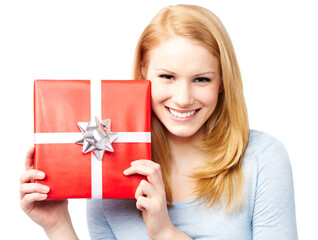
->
[150, 80, 170, 105]
[151, 87, 168, 121]
[198, 87, 220, 108]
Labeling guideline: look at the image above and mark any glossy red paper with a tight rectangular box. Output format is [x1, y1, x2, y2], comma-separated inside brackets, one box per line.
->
[34, 80, 151, 199]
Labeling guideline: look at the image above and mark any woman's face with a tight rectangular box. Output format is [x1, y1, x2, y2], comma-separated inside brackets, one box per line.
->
[146, 36, 222, 138]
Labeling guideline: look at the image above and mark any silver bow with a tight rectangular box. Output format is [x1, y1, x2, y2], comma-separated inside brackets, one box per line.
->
[75, 117, 118, 160]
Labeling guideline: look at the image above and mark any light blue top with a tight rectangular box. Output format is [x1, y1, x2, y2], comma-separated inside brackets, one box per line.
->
[86, 130, 298, 239]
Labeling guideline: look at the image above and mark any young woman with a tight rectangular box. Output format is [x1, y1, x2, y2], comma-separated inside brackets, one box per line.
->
[20, 4, 297, 240]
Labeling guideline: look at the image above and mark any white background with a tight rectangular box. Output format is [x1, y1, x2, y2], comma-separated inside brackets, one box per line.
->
[1, 0, 317, 239]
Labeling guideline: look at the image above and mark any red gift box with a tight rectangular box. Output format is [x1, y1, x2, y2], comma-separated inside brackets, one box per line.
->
[34, 80, 151, 199]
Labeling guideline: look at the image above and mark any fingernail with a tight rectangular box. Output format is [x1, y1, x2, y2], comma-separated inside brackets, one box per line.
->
[37, 172, 45, 179]
[123, 169, 129, 175]
[40, 194, 47, 199]
[41, 186, 50, 193]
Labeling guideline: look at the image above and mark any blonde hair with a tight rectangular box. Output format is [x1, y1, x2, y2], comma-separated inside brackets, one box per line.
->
[133, 4, 249, 211]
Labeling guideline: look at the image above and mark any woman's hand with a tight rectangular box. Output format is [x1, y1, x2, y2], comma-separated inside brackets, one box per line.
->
[124, 160, 183, 240]
[20, 147, 77, 239]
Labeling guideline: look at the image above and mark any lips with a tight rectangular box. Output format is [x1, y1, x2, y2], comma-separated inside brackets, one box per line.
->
[166, 107, 200, 118]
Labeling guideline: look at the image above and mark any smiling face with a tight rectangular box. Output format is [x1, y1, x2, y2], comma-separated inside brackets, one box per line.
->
[146, 36, 222, 139]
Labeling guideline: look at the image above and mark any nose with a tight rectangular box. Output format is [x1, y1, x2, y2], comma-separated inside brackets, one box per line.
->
[171, 80, 194, 107]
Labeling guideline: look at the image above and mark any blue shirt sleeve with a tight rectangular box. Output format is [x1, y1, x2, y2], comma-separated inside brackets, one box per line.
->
[252, 136, 298, 239]
[86, 199, 116, 240]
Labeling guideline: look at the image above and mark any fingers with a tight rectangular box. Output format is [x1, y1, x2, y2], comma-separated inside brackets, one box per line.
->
[20, 172, 49, 212]
[135, 180, 155, 199]
[135, 180, 153, 211]
[131, 160, 159, 168]
[136, 196, 152, 211]
[124, 160, 167, 215]
[20, 170, 49, 199]
[20, 169, 45, 184]
[20, 183, 50, 196]
[124, 160, 163, 186]
[25, 147, 35, 170]
[23, 192, 48, 203]
[20, 183, 50, 200]
[135, 184, 164, 214]
[20, 147, 49, 212]
[20, 192, 48, 214]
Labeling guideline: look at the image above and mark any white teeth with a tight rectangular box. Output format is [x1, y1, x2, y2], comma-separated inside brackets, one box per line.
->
[169, 108, 196, 118]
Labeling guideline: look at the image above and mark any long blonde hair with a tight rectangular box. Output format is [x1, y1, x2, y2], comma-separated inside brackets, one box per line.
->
[133, 4, 249, 211]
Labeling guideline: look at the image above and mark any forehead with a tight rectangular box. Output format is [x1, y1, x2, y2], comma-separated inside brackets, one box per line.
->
[148, 36, 219, 73]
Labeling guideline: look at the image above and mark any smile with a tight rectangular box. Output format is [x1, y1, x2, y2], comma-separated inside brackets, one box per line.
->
[166, 107, 199, 118]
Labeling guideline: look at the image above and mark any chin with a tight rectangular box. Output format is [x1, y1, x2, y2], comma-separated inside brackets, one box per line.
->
[166, 126, 200, 138]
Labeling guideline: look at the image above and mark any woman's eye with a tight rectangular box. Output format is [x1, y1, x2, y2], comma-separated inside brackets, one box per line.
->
[193, 77, 211, 83]
[159, 74, 174, 80]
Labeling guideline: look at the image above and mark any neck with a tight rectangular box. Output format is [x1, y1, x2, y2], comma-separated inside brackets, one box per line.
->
[167, 128, 207, 174]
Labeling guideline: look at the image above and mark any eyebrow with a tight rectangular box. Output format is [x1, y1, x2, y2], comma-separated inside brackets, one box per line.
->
[194, 71, 216, 77]
[155, 68, 176, 75]
[155, 68, 216, 77]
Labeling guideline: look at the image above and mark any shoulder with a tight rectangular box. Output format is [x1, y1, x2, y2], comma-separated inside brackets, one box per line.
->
[247, 129, 287, 154]
[242, 129, 293, 186]
[242, 130, 294, 201]
[244, 130, 290, 169]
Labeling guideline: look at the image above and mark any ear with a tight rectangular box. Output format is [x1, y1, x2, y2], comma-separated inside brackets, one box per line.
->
[140, 64, 147, 79]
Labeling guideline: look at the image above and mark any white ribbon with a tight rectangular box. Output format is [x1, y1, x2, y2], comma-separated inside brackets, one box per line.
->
[90, 80, 103, 199]
[34, 132, 151, 144]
